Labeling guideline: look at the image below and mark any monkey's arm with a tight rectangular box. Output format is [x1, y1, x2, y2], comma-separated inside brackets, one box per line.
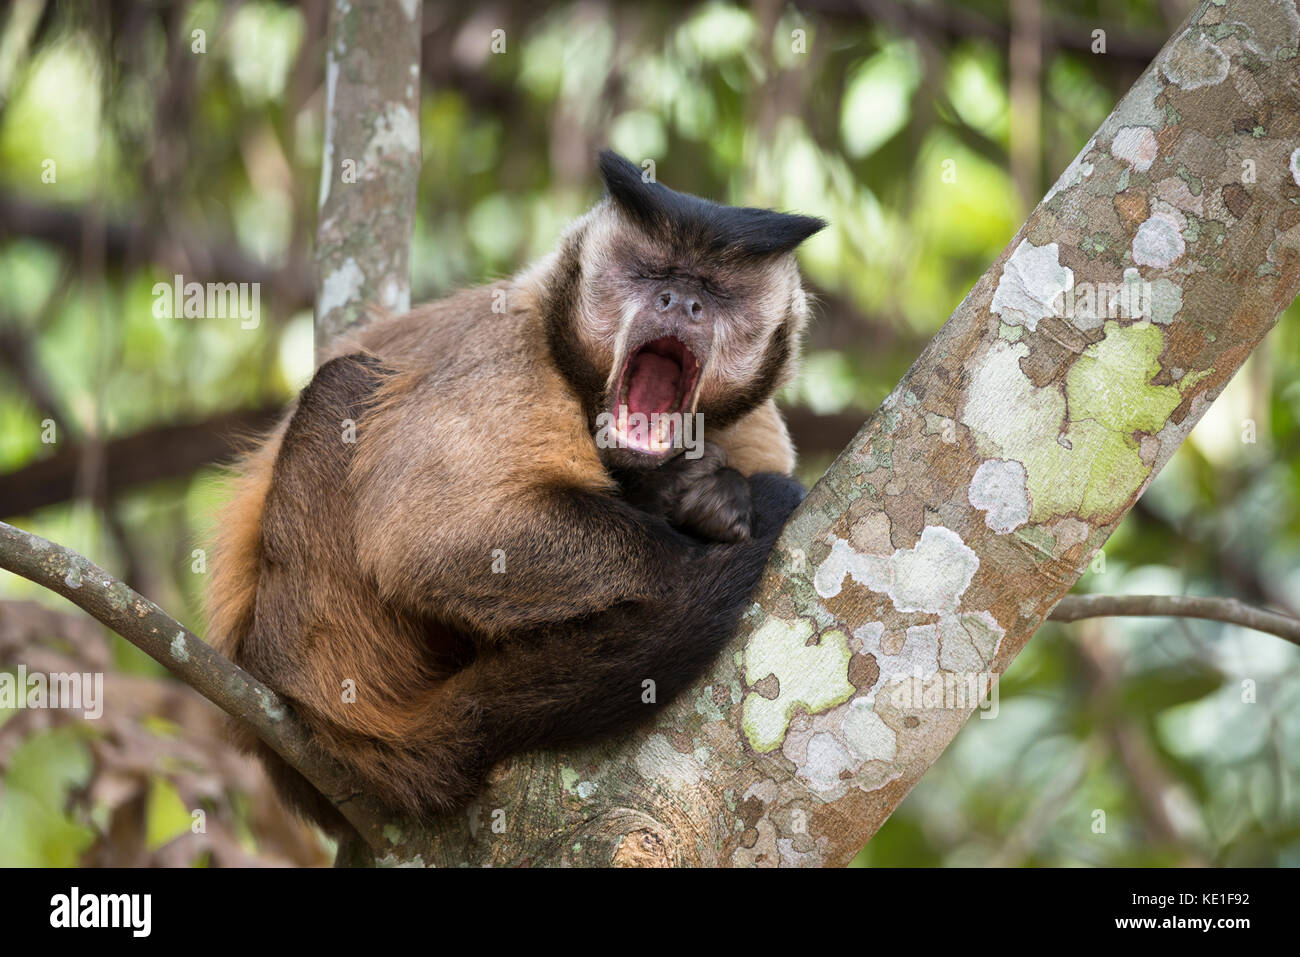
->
[450, 469, 804, 764]
[361, 483, 712, 638]
[614, 400, 797, 542]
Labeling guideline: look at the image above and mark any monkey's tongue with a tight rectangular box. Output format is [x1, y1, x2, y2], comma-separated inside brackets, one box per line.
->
[626, 352, 682, 414]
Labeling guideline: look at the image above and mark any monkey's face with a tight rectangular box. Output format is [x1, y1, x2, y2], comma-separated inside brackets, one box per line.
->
[581, 241, 808, 468]
[563, 151, 826, 470]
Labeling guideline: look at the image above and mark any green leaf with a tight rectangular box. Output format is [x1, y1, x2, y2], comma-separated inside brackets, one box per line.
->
[145, 776, 193, 852]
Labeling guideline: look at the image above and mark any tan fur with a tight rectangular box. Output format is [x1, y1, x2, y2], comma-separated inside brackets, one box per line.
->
[712, 400, 796, 476]
[207, 421, 286, 664]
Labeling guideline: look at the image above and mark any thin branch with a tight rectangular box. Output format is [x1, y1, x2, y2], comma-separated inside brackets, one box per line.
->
[800, 0, 1165, 67]
[0, 400, 871, 517]
[1050, 594, 1300, 647]
[0, 520, 394, 852]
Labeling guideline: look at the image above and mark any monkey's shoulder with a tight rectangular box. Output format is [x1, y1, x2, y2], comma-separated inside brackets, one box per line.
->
[267, 285, 609, 551]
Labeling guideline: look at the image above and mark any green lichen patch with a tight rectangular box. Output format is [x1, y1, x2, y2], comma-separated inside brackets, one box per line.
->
[962, 321, 1195, 525]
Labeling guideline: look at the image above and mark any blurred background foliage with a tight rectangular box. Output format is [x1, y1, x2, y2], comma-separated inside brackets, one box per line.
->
[0, 0, 1295, 867]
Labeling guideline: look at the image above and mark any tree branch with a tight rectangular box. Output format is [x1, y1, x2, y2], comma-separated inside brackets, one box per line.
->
[0, 520, 397, 852]
[0, 193, 314, 310]
[0, 404, 284, 518]
[1050, 594, 1300, 647]
[796, 0, 1166, 68]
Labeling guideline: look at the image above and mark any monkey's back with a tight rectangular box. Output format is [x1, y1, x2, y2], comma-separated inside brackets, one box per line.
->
[207, 280, 612, 825]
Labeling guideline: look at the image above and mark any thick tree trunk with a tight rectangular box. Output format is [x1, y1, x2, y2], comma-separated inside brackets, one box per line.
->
[362, 0, 1300, 865]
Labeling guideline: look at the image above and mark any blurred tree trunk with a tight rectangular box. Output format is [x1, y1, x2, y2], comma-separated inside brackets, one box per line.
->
[313, 0, 422, 357]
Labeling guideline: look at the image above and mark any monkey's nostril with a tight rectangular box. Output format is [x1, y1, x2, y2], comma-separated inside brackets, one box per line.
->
[689, 300, 702, 319]
[657, 291, 674, 310]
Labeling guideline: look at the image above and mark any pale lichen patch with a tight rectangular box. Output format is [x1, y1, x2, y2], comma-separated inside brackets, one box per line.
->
[1156, 176, 1205, 216]
[361, 102, 420, 173]
[813, 537, 890, 599]
[1132, 210, 1187, 267]
[318, 257, 366, 318]
[801, 732, 855, 790]
[889, 624, 941, 684]
[855, 620, 940, 695]
[817, 526, 979, 615]
[968, 458, 1031, 534]
[937, 611, 1006, 673]
[254, 687, 286, 722]
[1161, 28, 1230, 90]
[811, 520, 977, 616]
[841, 700, 897, 762]
[889, 526, 980, 614]
[741, 619, 854, 753]
[1049, 516, 1091, 551]
[848, 511, 893, 555]
[923, 412, 958, 442]
[634, 734, 707, 789]
[990, 239, 1074, 331]
[1149, 277, 1183, 324]
[1107, 71, 1166, 133]
[1111, 126, 1159, 172]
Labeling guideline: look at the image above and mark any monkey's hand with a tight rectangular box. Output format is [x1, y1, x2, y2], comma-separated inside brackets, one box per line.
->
[618, 442, 753, 543]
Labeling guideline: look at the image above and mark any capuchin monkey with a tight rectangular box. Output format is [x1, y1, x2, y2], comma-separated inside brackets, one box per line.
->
[208, 150, 825, 832]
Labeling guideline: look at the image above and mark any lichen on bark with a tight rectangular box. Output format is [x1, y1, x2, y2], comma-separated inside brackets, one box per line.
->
[320, 0, 1300, 866]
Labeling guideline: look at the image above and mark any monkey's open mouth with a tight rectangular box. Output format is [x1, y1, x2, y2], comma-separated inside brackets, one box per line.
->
[608, 336, 703, 455]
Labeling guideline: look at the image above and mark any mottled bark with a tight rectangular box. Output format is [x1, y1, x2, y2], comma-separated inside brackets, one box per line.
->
[361, 0, 1300, 866]
[313, 0, 422, 356]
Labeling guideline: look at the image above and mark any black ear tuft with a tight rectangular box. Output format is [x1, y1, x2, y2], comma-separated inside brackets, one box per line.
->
[598, 148, 646, 193]
[744, 211, 827, 256]
[596, 149, 826, 259]
[598, 149, 666, 228]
